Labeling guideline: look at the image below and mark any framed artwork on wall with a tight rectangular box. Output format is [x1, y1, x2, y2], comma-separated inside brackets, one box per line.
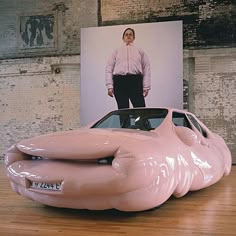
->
[18, 12, 58, 52]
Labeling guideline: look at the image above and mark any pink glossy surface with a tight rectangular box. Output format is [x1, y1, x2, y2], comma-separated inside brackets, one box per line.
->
[5, 108, 232, 211]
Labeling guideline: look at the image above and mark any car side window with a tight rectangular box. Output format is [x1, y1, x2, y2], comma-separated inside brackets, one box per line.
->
[148, 118, 165, 129]
[172, 112, 192, 129]
[186, 114, 207, 138]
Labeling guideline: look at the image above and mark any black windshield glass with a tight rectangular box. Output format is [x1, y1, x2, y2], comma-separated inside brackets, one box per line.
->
[91, 108, 168, 131]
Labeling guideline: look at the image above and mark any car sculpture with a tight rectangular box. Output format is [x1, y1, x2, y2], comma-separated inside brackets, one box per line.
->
[5, 108, 231, 211]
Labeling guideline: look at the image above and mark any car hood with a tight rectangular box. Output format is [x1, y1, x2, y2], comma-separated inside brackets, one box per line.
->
[16, 128, 159, 159]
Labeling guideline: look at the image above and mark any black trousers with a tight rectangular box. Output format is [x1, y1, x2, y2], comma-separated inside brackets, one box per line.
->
[113, 74, 146, 109]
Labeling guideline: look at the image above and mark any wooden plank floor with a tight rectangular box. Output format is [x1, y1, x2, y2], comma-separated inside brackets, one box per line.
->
[0, 163, 236, 236]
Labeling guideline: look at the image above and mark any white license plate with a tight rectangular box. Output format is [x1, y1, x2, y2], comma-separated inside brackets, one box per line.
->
[30, 181, 61, 191]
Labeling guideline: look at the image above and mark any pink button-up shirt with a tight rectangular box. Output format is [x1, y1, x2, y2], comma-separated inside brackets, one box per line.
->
[105, 43, 151, 90]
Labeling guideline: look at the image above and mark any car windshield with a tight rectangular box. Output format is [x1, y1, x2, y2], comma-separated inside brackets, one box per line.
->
[91, 108, 168, 131]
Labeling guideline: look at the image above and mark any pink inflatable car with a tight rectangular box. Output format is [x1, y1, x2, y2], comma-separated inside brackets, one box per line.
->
[5, 108, 231, 211]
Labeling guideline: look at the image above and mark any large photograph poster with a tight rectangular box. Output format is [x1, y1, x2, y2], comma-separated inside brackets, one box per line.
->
[81, 21, 183, 126]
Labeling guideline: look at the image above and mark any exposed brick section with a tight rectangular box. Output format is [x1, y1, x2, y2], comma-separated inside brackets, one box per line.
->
[100, 0, 236, 47]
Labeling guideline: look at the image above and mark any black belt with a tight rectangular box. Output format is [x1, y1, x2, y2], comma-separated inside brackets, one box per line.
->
[113, 74, 142, 78]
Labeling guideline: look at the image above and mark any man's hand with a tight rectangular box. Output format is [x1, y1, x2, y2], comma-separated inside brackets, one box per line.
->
[108, 88, 114, 97]
[143, 88, 149, 97]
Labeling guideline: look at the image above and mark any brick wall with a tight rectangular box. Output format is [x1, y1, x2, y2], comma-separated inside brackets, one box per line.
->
[185, 48, 236, 158]
[0, 55, 81, 158]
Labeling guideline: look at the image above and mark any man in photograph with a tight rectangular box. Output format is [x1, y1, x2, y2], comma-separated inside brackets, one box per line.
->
[105, 28, 151, 109]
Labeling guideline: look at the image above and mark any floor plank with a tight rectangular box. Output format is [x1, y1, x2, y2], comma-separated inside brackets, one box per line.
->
[0, 163, 236, 236]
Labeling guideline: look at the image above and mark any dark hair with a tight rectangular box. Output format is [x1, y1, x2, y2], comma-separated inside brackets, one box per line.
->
[122, 28, 135, 39]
